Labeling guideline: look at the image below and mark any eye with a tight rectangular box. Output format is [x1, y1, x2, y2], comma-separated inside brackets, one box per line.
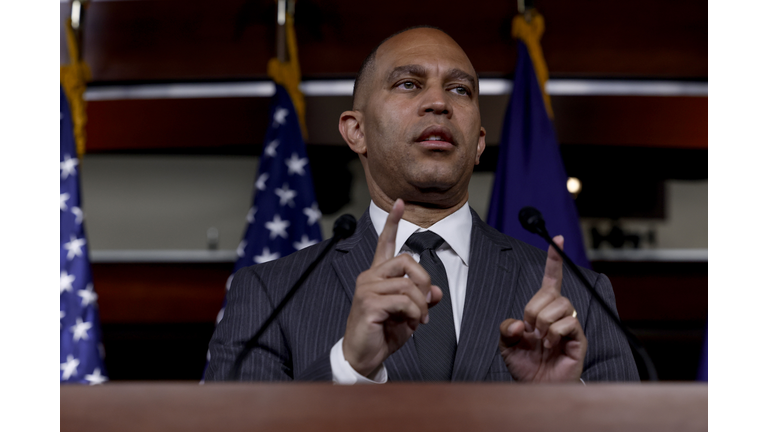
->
[397, 81, 417, 90]
[451, 86, 470, 96]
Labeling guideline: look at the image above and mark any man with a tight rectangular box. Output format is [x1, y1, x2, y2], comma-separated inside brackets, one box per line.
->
[206, 27, 638, 383]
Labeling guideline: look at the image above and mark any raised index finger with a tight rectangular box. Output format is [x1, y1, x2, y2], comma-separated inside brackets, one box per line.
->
[540, 235, 565, 295]
[372, 199, 404, 267]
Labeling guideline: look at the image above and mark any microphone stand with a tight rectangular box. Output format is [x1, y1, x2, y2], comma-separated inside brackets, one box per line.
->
[520, 207, 658, 381]
[228, 214, 356, 381]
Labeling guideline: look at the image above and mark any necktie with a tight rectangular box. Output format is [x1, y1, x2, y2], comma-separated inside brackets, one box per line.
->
[406, 231, 456, 381]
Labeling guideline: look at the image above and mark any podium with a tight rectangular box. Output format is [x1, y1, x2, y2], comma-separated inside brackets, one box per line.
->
[60, 382, 707, 432]
[61, 383, 706, 431]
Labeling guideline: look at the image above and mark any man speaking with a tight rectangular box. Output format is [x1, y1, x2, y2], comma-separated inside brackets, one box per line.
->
[206, 27, 639, 383]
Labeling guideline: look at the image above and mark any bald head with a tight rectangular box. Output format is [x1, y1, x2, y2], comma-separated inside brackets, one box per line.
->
[338, 25, 486, 217]
[352, 26, 478, 110]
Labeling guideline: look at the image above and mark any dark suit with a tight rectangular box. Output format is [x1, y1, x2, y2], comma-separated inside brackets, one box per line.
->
[205, 208, 639, 382]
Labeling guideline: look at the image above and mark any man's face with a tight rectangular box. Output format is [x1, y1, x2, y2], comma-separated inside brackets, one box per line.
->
[354, 28, 486, 208]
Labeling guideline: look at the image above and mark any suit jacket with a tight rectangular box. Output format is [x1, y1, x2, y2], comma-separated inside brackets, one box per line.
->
[205, 208, 639, 382]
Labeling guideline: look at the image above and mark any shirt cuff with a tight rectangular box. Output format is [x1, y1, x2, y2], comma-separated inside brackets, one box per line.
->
[330, 337, 388, 385]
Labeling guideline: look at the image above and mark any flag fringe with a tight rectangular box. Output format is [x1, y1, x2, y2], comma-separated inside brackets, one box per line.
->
[60, 18, 90, 158]
[268, 13, 308, 139]
[512, 11, 554, 119]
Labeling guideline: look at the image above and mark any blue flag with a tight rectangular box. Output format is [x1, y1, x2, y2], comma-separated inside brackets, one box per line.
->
[206, 84, 323, 369]
[487, 40, 591, 268]
[697, 326, 707, 381]
[60, 86, 108, 384]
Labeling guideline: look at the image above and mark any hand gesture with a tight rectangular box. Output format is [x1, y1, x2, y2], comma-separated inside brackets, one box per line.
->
[498, 236, 587, 382]
[342, 199, 443, 377]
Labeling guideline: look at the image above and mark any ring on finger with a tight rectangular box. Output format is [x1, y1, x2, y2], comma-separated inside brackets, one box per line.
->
[572, 310, 577, 318]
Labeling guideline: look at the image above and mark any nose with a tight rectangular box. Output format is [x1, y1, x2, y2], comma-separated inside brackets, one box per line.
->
[419, 85, 452, 118]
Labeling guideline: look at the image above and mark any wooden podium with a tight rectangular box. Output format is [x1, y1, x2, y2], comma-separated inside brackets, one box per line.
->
[61, 383, 706, 431]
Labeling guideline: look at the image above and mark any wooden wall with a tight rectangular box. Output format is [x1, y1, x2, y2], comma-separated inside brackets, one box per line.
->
[66, 0, 706, 81]
[91, 260, 707, 381]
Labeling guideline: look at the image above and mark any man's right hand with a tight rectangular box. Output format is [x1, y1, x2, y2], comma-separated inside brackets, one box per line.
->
[342, 199, 443, 378]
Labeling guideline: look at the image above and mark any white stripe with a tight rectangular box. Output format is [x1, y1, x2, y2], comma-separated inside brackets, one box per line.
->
[61, 0, 144, 2]
[546, 80, 708, 96]
[89, 248, 707, 263]
[90, 249, 238, 263]
[478, 79, 514, 95]
[84, 79, 707, 101]
[587, 248, 708, 262]
[84, 82, 276, 101]
[300, 80, 355, 96]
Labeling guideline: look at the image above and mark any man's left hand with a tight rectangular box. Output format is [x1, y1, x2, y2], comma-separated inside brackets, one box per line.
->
[498, 235, 587, 382]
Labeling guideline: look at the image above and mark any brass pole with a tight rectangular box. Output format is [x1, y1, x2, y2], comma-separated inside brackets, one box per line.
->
[276, 0, 286, 62]
[70, 0, 90, 61]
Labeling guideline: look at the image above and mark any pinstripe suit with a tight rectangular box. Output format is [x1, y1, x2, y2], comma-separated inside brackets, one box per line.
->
[205, 208, 639, 382]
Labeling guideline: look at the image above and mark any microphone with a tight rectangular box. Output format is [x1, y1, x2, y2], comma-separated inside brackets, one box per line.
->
[518, 206, 658, 381]
[518, 206, 547, 237]
[333, 213, 357, 240]
[228, 214, 358, 380]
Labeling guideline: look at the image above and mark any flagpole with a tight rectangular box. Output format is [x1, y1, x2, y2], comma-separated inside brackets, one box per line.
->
[62, 1, 92, 158]
[276, 0, 286, 62]
[517, 0, 535, 20]
[268, 0, 307, 138]
[276, 0, 296, 62]
[69, 0, 90, 62]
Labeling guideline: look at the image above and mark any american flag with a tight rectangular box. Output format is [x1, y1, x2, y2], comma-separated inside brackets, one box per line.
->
[60, 86, 107, 384]
[210, 83, 323, 353]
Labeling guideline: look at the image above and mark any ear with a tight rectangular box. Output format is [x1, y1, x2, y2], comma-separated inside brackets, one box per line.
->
[339, 110, 366, 155]
[475, 126, 487, 165]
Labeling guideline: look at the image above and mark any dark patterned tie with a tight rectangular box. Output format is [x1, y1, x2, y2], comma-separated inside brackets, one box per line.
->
[407, 231, 457, 381]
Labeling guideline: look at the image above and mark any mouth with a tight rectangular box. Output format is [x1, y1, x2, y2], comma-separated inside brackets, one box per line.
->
[415, 125, 455, 150]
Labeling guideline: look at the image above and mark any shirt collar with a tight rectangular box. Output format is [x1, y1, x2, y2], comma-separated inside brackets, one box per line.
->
[368, 201, 472, 266]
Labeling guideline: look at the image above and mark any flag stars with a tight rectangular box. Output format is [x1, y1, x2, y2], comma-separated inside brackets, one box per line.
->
[61, 355, 80, 380]
[246, 206, 257, 223]
[273, 107, 289, 127]
[64, 235, 86, 260]
[78, 283, 98, 307]
[293, 235, 318, 251]
[236, 240, 247, 257]
[60, 271, 75, 294]
[60, 154, 79, 179]
[265, 215, 290, 239]
[285, 153, 308, 176]
[71, 318, 93, 342]
[265, 139, 280, 157]
[60, 193, 70, 211]
[255, 173, 269, 191]
[254, 247, 280, 264]
[85, 368, 107, 385]
[304, 203, 322, 225]
[275, 183, 297, 207]
[71, 206, 83, 224]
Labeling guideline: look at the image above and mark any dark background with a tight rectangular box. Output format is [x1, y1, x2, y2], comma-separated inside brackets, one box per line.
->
[64, 0, 707, 381]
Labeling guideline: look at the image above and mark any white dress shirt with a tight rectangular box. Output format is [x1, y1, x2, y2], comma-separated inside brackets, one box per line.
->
[331, 201, 473, 384]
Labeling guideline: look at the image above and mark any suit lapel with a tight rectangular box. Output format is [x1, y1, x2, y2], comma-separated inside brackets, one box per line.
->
[452, 211, 521, 381]
[331, 211, 377, 304]
[330, 210, 423, 381]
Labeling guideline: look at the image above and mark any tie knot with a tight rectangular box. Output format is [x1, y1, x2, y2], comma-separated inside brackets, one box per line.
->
[405, 231, 445, 255]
